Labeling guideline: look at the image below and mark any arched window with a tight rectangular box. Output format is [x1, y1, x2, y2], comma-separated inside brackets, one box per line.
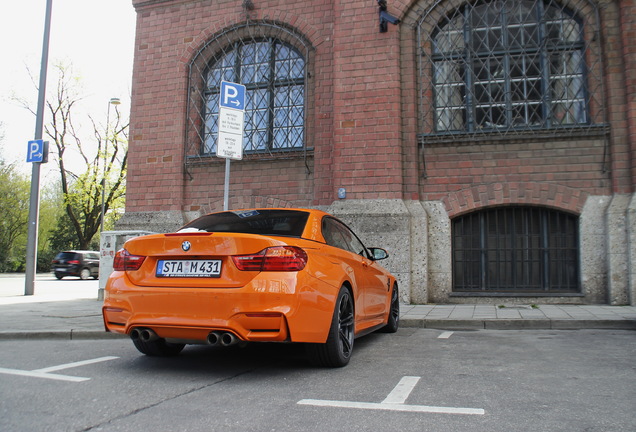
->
[185, 23, 311, 166]
[452, 207, 580, 294]
[204, 40, 305, 154]
[417, 0, 606, 140]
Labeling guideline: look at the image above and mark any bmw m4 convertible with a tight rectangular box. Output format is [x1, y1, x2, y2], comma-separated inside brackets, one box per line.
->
[102, 208, 399, 367]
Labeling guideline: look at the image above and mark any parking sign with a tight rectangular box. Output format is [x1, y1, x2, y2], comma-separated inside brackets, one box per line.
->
[220, 81, 246, 110]
[26, 140, 48, 163]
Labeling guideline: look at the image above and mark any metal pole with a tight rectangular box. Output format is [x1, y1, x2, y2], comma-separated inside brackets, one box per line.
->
[25, 0, 53, 296]
[223, 158, 230, 211]
[101, 103, 111, 232]
[100, 98, 120, 232]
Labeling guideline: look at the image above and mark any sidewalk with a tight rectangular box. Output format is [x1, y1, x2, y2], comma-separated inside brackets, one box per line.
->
[400, 304, 636, 330]
[0, 293, 634, 340]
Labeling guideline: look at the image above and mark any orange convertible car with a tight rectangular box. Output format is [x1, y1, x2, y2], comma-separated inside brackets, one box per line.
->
[102, 208, 399, 367]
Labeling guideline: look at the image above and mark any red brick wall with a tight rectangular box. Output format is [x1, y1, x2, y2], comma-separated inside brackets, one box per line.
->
[620, 0, 636, 188]
[126, 0, 633, 216]
[126, 0, 414, 213]
[420, 138, 612, 216]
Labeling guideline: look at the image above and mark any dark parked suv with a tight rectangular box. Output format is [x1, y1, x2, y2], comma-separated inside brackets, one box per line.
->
[51, 251, 100, 280]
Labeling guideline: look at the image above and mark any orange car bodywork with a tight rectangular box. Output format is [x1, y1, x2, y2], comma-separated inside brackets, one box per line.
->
[102, 209, 396, 345]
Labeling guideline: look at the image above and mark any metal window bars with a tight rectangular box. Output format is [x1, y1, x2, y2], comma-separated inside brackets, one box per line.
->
[452, 206, 580, 293]
[417, 0, 608, 143]
[185, 21, 312, 171]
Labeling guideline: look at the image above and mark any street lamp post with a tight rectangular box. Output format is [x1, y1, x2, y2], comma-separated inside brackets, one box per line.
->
[101, 97, 121, 233]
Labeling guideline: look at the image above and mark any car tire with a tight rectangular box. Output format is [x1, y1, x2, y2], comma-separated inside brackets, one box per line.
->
[307, 286, 354, 368]
[79, 268, 91, 280]
[54, 273, 63, 280]
[379, 283, 399, 333]
[132, 337, 185, 357]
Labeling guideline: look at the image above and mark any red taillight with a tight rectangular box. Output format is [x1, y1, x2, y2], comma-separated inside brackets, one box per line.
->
[68, 260, 80, 265]
[232, 246, 307, 272]
[112, 249, 146, 271]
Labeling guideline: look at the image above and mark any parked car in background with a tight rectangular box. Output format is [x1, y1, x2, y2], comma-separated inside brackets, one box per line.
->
[52, 251, 100, 280]
[103, 208, 399, 367]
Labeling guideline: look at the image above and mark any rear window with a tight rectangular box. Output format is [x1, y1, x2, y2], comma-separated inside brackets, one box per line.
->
[55, 252, 78, 260]
[179, 210, 310, 237]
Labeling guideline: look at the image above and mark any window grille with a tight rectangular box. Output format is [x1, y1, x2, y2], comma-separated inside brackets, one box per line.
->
[185, 22, 312, 168]
[417, 0, 607, 142]
[452, 207, 580, 294]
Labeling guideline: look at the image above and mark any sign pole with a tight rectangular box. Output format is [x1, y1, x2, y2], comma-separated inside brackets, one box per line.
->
[25, 0, 53, 296]
[223, 159, 230, 211]
[217, 81, 246, 211]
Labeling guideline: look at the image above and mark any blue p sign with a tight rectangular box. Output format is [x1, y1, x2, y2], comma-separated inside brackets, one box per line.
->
[27, 140, 45, 163]
[220, 81, 246, 111]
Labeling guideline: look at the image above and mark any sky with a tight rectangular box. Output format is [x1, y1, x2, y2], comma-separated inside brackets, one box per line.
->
[0, 0, 136, 176]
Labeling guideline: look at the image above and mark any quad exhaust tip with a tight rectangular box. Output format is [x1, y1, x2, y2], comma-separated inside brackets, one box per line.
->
[207, 331, 239, 346]
[130, 327, 159, 343]
[131, 328, 239, 346]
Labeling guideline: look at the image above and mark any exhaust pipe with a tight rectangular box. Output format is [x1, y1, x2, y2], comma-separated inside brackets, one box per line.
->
[220, 332, 239, 347]
[138, 328, 159, 342]
[207, 331, 223, 346]
[130, 328, 141, 340]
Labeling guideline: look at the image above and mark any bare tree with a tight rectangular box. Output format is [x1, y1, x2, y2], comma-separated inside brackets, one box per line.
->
[19, 62, 128, 250]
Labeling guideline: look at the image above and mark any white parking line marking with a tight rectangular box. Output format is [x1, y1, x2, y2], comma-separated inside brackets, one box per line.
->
[298, 376, 485, 416]
[381, 376, 420, 404]
[438, 331, 454, 339]
[0, 367, 90, 383]
[297, 399, 485, 415]
[34, 356, 119, 373]
[0, 356, 119, 382]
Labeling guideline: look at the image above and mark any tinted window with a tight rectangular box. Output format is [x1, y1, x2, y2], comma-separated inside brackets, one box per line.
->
[56, 252, 78, 261]
[322, 217, 369, 257]
[180, 210, 309, 237]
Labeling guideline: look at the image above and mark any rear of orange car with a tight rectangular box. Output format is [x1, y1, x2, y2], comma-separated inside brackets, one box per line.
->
[102, 210, 341, 347]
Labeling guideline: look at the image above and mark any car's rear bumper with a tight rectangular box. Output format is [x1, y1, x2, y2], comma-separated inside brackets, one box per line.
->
[102, 270, 338, 344]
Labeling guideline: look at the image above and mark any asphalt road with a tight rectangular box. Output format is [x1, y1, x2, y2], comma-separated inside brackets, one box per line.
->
[0, 328, 634, 432]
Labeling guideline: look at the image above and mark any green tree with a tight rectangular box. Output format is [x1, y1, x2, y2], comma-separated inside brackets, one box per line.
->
[0, 160, 30, 272]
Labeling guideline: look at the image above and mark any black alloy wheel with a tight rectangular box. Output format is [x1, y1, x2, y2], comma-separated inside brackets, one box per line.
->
[307, 286, 355, 367]
[380, 283, 399, 333]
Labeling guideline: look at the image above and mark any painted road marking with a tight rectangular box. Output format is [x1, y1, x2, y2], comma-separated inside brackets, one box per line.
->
[0, 356, 118, 382]
[438, 331, 454, 339]
[381, 376, 420, 404]
[298, 375, 485, 416]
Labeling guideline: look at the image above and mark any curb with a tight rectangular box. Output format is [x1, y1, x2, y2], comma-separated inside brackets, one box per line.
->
[0, 320, 634, 341]
[400, 318, 636, 331]
[0, 331, 127, 341]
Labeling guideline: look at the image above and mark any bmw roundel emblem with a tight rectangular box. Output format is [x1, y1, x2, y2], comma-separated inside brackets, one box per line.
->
[182, 241, 192, 252]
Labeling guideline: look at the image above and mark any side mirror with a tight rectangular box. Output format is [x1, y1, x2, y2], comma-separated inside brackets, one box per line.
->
[369, 247, 389, 261]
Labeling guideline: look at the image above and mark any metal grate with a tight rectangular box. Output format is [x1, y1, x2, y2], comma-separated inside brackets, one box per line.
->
[185, 21, 312, 169]
[417, 0, 607, 142]
[452, 206, 580, 293]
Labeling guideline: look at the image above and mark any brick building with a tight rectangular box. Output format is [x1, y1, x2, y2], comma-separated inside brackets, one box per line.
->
[119, 0, 636, 305]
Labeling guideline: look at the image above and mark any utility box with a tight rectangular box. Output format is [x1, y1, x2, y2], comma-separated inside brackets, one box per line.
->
[99, 230, 155, 300]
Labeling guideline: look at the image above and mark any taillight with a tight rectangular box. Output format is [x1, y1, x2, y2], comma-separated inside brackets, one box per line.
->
[232, 246, 307, 272]
[68, 260, 80, 265]
[113, 249, 146, 271]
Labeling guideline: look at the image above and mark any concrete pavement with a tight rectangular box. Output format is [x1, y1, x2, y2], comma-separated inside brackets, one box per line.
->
[0, 273, 635, 340]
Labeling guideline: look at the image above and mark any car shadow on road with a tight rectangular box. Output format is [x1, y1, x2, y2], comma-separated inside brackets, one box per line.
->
[125, 332, 389, 375]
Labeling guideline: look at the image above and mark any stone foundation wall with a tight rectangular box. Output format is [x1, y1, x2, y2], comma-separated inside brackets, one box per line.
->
[115, 195, 635, 305]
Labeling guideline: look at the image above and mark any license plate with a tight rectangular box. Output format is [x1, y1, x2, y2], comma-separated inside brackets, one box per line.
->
[156, 260, 222, 278]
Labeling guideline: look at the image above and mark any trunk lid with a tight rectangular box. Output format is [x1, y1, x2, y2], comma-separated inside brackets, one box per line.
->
[122, 232, 289, 288]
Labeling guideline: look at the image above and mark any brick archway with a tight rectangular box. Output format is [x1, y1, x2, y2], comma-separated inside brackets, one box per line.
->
[443, 183, 588, 217]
